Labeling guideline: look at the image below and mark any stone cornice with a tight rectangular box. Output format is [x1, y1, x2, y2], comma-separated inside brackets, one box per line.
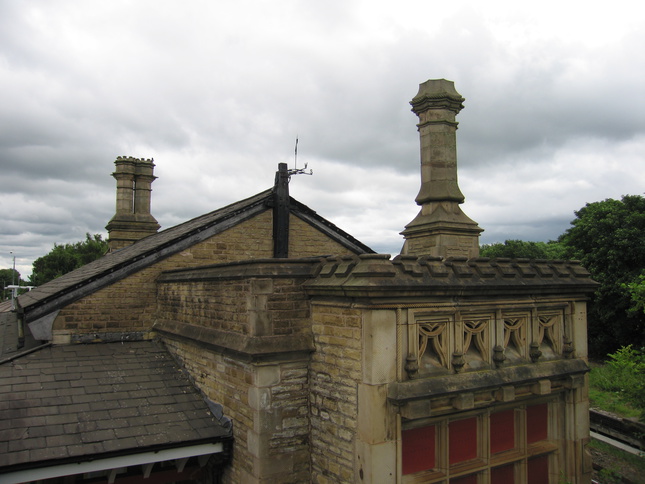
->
[303, 254, 598, 298]
[388, 358, 589, 407]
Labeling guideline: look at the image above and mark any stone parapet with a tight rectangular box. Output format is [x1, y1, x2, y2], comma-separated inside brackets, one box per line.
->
[156, 258, 320, 342]
[304, 254, 598, 298]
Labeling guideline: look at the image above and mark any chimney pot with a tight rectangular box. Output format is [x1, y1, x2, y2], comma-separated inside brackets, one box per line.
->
[106, 157, 160, 251]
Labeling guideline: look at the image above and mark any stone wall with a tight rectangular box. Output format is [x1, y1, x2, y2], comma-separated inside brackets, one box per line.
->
[289, 215, 358, 257]
[304, 255, 596, 483]
[163, 336, 314, 484]
[161, 336, 255, 483]
[155, 259, 322, 483]
[157, 277, 312, 338]
[52, 210, 355, 340]
[309, 304, 363, 483]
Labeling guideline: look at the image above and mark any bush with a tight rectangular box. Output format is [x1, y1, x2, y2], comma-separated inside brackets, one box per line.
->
[591, 345, 645, 421]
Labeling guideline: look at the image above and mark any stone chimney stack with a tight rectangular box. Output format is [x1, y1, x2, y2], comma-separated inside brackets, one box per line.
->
[400, 79, 482, 258]
[106, 156, 160, 252]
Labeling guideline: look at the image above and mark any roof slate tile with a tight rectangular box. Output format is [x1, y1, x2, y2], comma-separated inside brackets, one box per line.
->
[0, 341, 231, 473]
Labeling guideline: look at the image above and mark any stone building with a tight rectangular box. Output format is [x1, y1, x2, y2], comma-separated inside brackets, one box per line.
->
[0, 79, 596, 483]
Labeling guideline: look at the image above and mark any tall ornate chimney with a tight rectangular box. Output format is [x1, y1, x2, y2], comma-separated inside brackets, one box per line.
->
[400, 79, 482, 258]
[106, 156, 160, 251]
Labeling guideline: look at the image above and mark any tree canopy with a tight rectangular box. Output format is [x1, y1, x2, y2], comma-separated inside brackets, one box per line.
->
[1, 268, 22, 300]
[479, 195, 645, 357]
[29, 233, 108, 286]
[480, 240, 565, 260]
[558, 195, 645, 357]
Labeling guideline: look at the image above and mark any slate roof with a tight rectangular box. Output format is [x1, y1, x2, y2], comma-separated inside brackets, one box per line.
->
[10, 189, 373, 325]
[0, 341, 232, 473]
[0, 310, 42, 360]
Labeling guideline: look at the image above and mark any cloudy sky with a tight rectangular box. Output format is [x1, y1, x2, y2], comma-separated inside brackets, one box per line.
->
[2, 1, 645, 279]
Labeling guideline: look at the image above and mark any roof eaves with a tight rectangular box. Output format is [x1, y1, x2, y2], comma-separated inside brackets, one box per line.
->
[0, 437, 233, 480]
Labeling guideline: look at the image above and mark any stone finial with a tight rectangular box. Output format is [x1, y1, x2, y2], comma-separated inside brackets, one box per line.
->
[401, 79, 483, 259]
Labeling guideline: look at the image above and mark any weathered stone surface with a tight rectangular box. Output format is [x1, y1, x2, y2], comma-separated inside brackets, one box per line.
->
[402, 79, 483, 258]
[305, 254, 598, 298]
[388, 359, 588, 408]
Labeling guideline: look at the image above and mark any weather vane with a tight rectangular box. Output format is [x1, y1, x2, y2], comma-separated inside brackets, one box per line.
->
[288, 136, 313, 176]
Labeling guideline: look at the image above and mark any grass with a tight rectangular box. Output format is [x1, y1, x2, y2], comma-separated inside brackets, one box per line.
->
[588, 359, 645, 483]
[588, 386, 641, 419]
[588, 363, 642, 420]
[589, 439, 645, 469]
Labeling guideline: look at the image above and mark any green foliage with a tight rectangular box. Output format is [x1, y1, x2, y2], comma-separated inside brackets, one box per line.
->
[29, 233, 108, 286]
[624, 271, 645, 316]
[589, 371, 641, 420]
[597, 467, 622, 484]
[480, 239, 566, 259]
[558, 195, 645, 357]
[0, 268, 22, 300]
[590, 346, 645, 421]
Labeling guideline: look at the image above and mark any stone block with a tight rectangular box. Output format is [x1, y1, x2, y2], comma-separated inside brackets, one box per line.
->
[355, 439, 397, 484]
[495, 385, 515, 402]
[251, 279, 273, 295]
[400, 398, 432, 420]
[248, 387, 271, 411]
[51, 330, 71, 345]
[358, 383, 391, 443]
[362, 310, 397, 385]
[255, 365, 281, 387]
[452, 392, 475, 410]
[531, 379, 552, 395]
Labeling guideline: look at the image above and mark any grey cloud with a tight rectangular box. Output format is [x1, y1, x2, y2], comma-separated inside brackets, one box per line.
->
[2, 1, 645, 277]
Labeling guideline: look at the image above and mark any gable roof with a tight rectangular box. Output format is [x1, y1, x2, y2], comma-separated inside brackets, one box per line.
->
[0, 340, 232, 479]
[13, 189, 374, 325]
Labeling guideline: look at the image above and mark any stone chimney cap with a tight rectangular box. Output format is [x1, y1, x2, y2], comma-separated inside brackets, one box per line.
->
[115, 156, 155, 163]
[411, 79, 465, 115]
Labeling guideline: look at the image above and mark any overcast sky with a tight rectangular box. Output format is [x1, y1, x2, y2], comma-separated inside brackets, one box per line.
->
[2, 1, 645, 279]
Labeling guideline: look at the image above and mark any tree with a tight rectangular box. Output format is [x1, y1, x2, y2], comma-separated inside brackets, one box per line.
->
[559, 195, 645, 357]
[0, 268, 22, 300]
[480, 240, 566, 259]
[29, 234, 108, 286]
[624, 271, 645, 316]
